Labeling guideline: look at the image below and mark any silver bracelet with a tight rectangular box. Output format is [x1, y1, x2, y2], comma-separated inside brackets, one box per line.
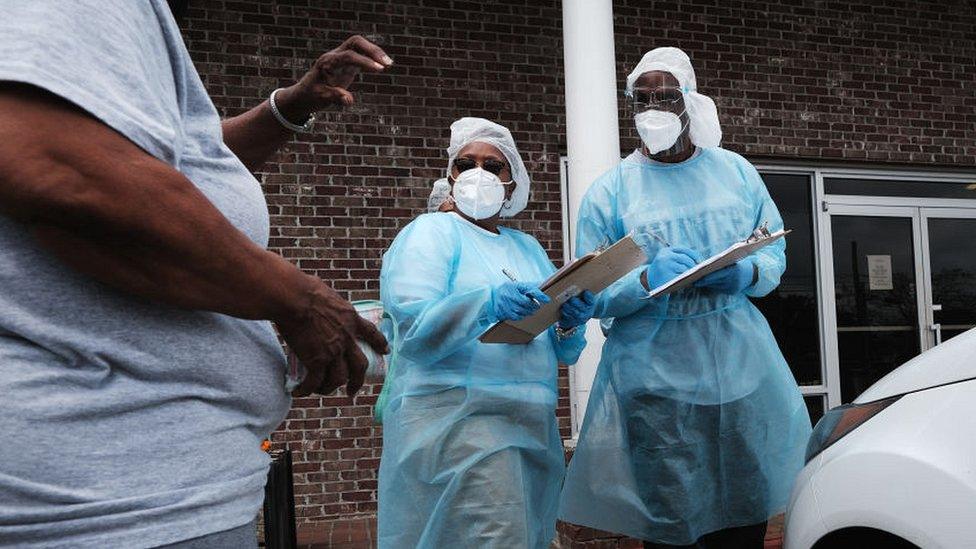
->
[555, 325, 578, 339]
[269, 88, 315, 133]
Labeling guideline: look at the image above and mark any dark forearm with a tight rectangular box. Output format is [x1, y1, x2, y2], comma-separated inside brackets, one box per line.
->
[221, 86, 315, 171]
[31, 220, 311, 322]
[23, 159, 313, 322]
[0, 85, 314, 323]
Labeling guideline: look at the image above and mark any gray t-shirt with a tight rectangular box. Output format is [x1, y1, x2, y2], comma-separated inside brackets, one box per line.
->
[0, 2, 291, 547]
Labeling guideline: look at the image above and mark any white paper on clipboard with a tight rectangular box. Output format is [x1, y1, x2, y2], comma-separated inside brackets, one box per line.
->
[646, 226, 791, 298]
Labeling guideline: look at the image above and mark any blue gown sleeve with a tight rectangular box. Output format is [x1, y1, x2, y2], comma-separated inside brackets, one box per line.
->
[576, 169, 661, 319]
[380, 214, 496, 366]
[739, 160, 786, 298]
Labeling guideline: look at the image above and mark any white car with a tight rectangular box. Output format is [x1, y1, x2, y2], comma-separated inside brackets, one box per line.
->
[784, 328, 976, 549]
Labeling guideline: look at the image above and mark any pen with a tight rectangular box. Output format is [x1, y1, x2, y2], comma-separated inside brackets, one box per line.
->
[501, 268, 543, 307]
[649, 231, 671, 247]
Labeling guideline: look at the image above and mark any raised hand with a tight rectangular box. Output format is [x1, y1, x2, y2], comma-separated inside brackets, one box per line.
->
[275, 35, 393, 116]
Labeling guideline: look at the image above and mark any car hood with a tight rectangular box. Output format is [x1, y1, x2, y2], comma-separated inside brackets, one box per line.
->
[856, 327, 976, 404]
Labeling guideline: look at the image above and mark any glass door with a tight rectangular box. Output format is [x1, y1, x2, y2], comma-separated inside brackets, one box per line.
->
[921, 209, 976, 346]
[823, 205, 927, 404]
[823, 204, 976, 405]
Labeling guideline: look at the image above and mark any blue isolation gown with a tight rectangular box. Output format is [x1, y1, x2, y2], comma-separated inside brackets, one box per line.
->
[377, 212, 587, 549]
[558, 148, 811, 545]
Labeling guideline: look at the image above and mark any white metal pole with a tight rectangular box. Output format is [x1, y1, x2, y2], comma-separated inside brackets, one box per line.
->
[562, 0, 620, 439]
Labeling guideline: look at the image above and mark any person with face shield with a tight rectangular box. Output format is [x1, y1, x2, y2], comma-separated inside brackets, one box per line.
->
[558, 48, 812, 549]
[378, 117, 597, 548]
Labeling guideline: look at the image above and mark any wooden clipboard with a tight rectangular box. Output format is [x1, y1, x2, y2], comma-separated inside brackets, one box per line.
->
[479, 235, 647, 344]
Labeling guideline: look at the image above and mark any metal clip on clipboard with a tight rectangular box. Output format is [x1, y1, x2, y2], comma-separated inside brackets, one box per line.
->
[747, 221, 772, 244]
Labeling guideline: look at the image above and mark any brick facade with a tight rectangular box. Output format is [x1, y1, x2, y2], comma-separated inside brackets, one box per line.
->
[181, 0, 976, 528]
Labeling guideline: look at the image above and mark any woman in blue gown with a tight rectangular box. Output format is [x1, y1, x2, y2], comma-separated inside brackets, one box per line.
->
[378, 117, 596, 548]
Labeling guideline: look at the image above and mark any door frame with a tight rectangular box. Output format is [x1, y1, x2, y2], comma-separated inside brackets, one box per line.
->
[919, 207, 976, 348]
[755, 164, 976, 412]
[819, 203, 929, 407]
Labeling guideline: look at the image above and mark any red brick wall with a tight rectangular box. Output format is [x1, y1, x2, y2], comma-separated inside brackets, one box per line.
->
[181, 0, 976, 524]
[612, 1, 976, 164]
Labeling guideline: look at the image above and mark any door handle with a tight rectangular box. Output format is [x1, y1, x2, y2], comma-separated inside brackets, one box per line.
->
[930, 323, 943, 346]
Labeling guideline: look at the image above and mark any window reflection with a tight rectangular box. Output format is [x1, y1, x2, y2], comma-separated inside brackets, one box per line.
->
[831, 216, 920, 402]
[754, 173, 821, 386]
[803, 394, 825, 425]
[927, 218, 976, 343]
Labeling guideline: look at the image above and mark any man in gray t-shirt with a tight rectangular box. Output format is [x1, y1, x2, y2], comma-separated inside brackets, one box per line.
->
[0, 2, 391, 547]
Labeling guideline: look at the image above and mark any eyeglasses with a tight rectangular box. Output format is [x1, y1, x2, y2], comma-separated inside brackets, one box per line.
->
[453, 157, 509, 177]
[627, 86, 684, 112]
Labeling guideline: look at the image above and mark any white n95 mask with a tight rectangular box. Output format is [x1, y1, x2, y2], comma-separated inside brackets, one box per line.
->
[634, 109, 688, 154]
[451, 167, 511, 220]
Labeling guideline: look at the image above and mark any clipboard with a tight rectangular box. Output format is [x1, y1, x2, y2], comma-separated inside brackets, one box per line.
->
[479, 235, 647, 344]
[647, 225, 791, 298]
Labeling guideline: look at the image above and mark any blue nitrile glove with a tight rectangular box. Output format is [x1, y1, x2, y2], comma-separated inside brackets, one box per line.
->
[492, 281, 551, 322]
[559, 290, 597, 329]
[645, 247, 702, 290]
[694, 258, 756, 294]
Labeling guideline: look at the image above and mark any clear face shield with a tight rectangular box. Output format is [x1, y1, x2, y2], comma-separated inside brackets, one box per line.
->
[626, 86, 692, 156]
[626, 85, 685, 115]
